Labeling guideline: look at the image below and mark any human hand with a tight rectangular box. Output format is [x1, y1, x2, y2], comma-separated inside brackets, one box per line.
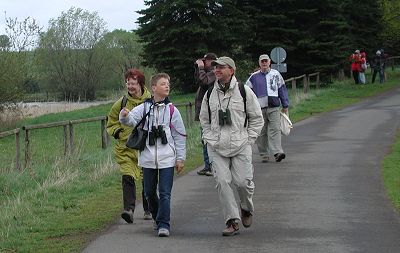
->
[282, 108, 288, 115]
[120, 107, 130, 118]
[195, 59, 204, 68]
[175, 160, 184, 175]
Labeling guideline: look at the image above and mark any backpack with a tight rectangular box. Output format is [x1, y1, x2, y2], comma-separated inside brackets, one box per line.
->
[206, 83, 248, 127]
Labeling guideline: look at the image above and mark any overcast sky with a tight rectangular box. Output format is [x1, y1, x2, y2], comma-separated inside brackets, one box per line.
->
[0, 0, 146, 34]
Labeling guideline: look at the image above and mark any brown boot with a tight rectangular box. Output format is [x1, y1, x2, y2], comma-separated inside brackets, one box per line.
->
[222, 219, 239, 236]
[241, 208, 253, 228]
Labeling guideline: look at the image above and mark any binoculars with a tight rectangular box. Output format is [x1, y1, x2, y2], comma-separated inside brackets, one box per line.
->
[218, 109, 232, 126]
[149, 125, 168, 146]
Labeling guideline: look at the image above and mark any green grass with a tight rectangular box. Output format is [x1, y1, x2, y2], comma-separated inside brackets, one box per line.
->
[1, 70, 400, 252]
[383, 129, 400, 211]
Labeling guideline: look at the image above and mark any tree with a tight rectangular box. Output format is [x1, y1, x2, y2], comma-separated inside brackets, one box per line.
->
[137, 0, 249, 92]
[381, 0, 400, 55]
[37, 7, 108, 100]
[100, 29, 147, 88]
[0, 15, 40, 121]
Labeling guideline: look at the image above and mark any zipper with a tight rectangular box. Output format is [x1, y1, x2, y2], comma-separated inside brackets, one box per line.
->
[154, 105, 159, 169]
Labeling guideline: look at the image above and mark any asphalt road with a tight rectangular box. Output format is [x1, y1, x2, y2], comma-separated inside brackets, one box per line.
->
[83, 87, 400, 253]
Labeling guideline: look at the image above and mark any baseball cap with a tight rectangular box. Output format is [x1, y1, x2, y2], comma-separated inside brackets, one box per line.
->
[202, 53, 217, 61]
[259, 54, 270, 61]
[212, 56, 236, 70]
[355, 50, 360, 54]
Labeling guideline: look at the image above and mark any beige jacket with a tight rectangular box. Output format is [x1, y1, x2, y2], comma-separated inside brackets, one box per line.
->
[199, 76, 264, 157]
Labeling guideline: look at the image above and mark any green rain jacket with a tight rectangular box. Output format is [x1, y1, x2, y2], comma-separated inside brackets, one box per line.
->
[106, 87, 151, 180]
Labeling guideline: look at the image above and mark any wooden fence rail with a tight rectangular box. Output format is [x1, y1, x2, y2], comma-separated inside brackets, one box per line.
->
[0, 128, 21, 170]
[285, 72, 320, 93]
[0, 103, 194, 171]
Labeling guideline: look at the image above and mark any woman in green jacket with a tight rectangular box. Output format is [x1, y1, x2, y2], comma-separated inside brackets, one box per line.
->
[106, 69, 152, 223]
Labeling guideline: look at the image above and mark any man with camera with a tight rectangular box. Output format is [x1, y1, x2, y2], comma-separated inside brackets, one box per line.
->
[194, 53, 217, 176]
[199, 56, 263, 236]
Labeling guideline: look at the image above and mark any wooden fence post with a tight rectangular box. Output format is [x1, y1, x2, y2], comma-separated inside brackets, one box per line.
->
[69, 122, 74, 153]
[24, 129, 30, 169]
[101, 119, 107, 149]
[15, 129, 20, 171]
[63, 125, 68, 155]
[291, 79, 296, 90]
[316, 72, 320, 89]
[303, 75, 308, 93]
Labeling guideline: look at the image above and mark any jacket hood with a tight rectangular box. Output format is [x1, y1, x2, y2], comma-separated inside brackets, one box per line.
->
[127, 86, 151, 104]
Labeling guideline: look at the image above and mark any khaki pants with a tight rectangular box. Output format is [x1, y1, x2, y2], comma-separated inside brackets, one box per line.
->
[257, 107, 283, 157]
[208, 144, 255, 223]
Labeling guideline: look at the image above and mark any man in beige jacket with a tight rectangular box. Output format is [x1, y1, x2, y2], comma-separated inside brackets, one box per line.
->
[199, 56, 263, 236]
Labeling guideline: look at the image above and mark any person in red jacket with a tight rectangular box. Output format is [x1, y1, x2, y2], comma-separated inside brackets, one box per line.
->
[349, 50, 361, 84]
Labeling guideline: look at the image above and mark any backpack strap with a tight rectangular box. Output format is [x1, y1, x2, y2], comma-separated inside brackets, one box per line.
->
[238, 83, 248, 127]
[206, 85, 214, 124]
[120, 95, 128, 111]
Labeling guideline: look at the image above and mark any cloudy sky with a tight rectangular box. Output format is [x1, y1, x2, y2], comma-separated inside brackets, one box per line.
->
[0, 0, 146, 34]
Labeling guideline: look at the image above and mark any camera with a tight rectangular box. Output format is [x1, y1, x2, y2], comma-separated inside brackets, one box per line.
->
[218, 109, 232, 126]
[148, 125, 168, 146]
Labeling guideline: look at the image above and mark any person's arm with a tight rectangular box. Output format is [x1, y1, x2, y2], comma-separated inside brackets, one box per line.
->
[119, 103, 145, 127]
[277, 73, 289, 113]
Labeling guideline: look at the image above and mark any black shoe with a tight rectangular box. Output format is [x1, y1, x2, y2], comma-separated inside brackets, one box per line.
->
[121, 209, 134, 223]
[274, 153, 286, 162]
[197, 167, 212, 176]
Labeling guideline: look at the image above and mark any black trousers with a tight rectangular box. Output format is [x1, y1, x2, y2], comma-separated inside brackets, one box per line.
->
[122, 175, 149, 212]
[352, 70, 359, 84]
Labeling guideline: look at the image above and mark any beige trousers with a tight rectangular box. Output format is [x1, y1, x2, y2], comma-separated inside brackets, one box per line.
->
[207, 144, 255, 224]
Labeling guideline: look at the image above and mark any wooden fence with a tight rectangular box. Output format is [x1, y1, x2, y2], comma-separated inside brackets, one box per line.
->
[0, 103, 195, 171]
[284, 72, 320, 93]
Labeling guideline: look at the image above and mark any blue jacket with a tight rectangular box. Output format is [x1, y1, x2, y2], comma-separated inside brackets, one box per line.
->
[245, 69, 289, 109]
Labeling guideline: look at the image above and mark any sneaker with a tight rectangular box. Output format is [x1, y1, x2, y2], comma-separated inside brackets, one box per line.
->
[197, 167, 212, 176]
[144, 211, 152, 220]
[241, 208, 253, 228]
[121, 209, 134, 224]
[158, 228, 170, 237]
[222, 219, 239, 236]
[274, 153, 286, 162]
[261, 155, 269, 163]
[152, 220, 158, 230]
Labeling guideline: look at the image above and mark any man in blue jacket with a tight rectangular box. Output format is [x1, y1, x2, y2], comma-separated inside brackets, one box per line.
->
[245, 54, 289, 162]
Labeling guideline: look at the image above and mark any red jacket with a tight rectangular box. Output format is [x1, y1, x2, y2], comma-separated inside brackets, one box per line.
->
[349, 53, 361, 71]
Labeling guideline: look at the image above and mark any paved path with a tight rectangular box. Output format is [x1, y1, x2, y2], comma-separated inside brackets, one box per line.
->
[83, 87, 400, 253]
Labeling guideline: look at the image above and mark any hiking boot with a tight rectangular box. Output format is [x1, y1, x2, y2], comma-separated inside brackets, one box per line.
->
[197, 167, 212, 176]
[158, 228, 170, 237]
[144, 211, 152, 220]
[274, 153, 286, 162]
[241, 208, 253, 228]
[261, 155, 269, 163]
[121, 209, 134, 224]
[222, 219, 239, 236]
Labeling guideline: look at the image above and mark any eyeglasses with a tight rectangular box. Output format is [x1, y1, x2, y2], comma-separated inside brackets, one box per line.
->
[213, 65, 230, 70]
[260, 59, 270, 63]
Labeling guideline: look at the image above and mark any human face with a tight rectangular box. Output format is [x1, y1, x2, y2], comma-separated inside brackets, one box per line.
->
[152, 77, 170, 101]
[259, 59, 271, 72]
[213, 64, 234, 84]
[126, 77, 143, 98]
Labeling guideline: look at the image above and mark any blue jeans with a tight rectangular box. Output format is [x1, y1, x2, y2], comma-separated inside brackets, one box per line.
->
[143, 167, 174, 230]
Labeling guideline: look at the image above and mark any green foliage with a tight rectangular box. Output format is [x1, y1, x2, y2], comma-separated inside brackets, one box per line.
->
[36, 7, 108, 101]
[381, 0, 400, 55]
[0, 16, 40, 115]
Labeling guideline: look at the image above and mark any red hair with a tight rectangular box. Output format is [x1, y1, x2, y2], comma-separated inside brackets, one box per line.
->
[124, 69, 145, 90]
